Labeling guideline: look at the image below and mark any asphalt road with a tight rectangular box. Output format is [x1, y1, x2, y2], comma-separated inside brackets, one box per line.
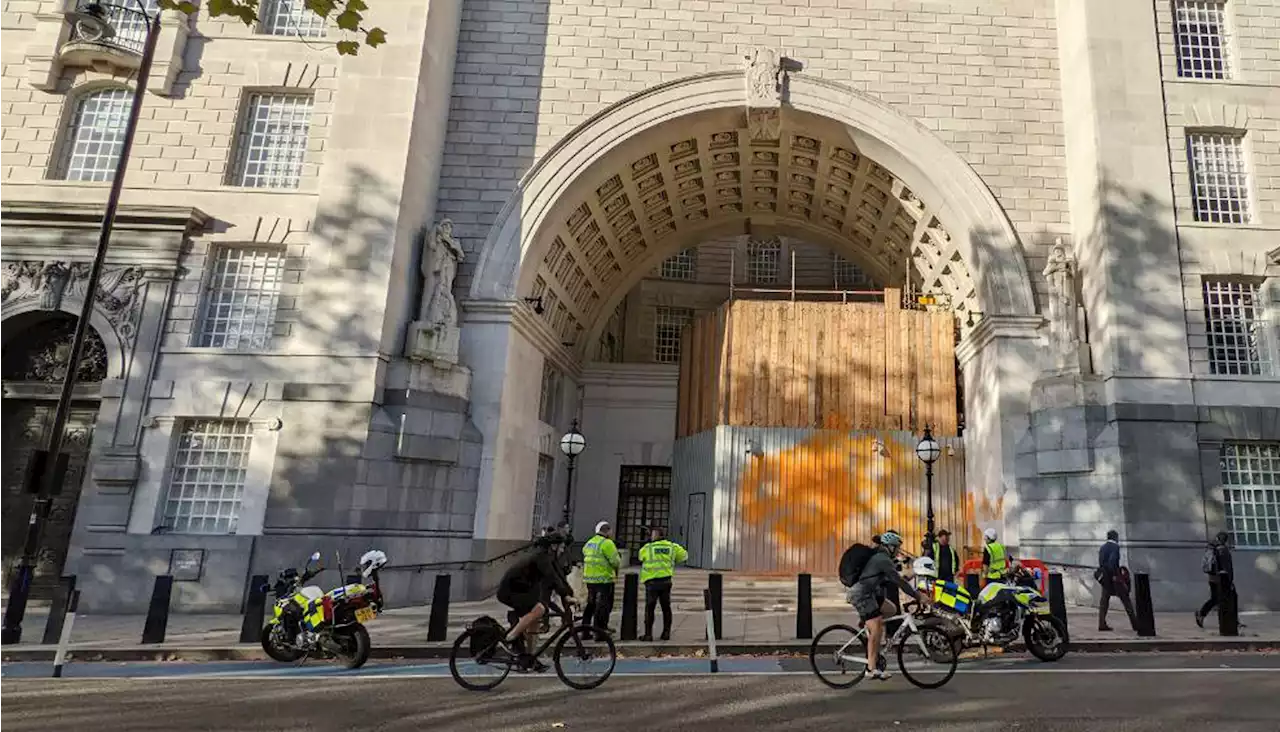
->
[3, 653, 1278, 731]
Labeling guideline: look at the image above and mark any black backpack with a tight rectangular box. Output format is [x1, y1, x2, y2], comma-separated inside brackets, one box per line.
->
[838, 543, 877, 587]
[1201, 546, 1219, 575]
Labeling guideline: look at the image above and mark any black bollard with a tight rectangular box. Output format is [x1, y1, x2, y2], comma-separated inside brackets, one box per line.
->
[427, 574, 451, 642]
[964, 571, 980, 599]
[239, 574, 270, 644]
[1218, 583, 1239, 637]
[708, 572, 723, 641]
[141, 575, 174, 644]
[1048, 572, 1069, 641]
[1133, 572, 1156, 637]
[796, 573, 813, 639]
[42, 575, 77, 645]
[621, 573, 639, 640]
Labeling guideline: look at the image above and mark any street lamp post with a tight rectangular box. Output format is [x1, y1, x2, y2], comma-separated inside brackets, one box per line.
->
[558, 419, 586, 528]
[914, 425, 941, 560]
[0, 2, 160, 645]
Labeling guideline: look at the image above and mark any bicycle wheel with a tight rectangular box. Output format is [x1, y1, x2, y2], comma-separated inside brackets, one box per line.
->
[449, 629, 512, 691]
[809, 624, 870, 689]
[552, 625, 616, 690]
[896, 626, 959, 689]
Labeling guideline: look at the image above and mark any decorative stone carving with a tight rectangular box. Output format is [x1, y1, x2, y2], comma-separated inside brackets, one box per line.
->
[408, 219, 465, 365]
[1, 260, 149, 351]
[744, 47, 782, 142]
[1041, 239, 1090, 374]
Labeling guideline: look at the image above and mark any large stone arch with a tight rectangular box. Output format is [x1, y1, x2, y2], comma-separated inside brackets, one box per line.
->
[1, 299, 128, 382]
[467, 71, 1037, 345]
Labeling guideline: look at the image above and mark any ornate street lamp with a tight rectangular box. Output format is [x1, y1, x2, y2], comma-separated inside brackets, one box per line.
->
[558, 419, 586, 527]
[915, 425, 941, 559]
[1, 1, 160, 645]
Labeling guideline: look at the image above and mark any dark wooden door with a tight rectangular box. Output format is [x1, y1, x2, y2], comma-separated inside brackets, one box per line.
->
[1, 401, 96, 598]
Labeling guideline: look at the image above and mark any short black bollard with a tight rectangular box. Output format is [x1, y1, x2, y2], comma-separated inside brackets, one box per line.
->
[426, 574, 451, 642]
[964, 572, 980, 599]
[708, 572, 723, 641]
[239, 574, 270, 644]
[42, 575, 78, 645]
[621, 573, 639, 640]
[141, 575, 174, 645]
[1133, 572, 1156, 637]
[1048, 572, 1069, 641]
[1218, 583, 1239, 637]
[796, 573, 813, 639]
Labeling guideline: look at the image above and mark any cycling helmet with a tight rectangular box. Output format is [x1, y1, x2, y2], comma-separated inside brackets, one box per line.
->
[912, 556, 937, 579]
[879, 530, 903, 550]
[358, 549, 388, 576]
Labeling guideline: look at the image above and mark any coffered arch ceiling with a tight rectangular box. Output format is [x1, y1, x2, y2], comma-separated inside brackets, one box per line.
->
[521, 108, 978, 353]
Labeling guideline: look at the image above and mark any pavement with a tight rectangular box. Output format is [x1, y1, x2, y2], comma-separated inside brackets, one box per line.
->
[2, 653, 1279, 731]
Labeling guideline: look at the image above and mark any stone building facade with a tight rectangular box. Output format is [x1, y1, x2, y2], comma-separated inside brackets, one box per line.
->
[1, 0, 1277, 612]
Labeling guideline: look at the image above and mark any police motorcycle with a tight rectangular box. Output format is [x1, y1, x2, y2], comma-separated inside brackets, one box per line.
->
[910, 557, 1069, 662]
[260, 549, 388, 669]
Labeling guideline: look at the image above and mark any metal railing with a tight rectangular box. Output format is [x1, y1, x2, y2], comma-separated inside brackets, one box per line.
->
[68, 2, 151, 55]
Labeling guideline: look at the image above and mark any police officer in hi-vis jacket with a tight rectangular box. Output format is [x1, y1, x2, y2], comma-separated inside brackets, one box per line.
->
[638, 526, 688, 642]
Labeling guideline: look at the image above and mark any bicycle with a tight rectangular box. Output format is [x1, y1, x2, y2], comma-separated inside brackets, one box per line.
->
[449, 591, 617, 691]
[809, 599, 959, 689]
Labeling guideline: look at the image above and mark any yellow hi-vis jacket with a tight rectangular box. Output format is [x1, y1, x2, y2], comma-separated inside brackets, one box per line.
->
[638, 539, 688, 583]
[583, 533, 620, 584]
[984, 541, 1009, 579]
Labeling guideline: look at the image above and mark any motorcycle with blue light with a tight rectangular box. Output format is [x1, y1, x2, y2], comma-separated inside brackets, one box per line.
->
[260, 549, 388, 669]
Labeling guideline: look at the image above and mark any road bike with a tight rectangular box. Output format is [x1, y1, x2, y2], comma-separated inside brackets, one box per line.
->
[809, 600, 959, 689]
[449, 591, 616, 691]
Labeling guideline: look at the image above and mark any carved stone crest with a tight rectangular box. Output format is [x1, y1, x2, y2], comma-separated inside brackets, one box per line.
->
[408, 219, 465, 365]
[744, 47, 782, 142]
[2, 260, 149, 350]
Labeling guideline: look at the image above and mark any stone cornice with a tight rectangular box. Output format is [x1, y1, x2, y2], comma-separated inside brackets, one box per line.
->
[461, 298, 582, 378]
[955, 313, 1045, 367]
[579, 363, 680, 388]
[1, 201, 210, 233]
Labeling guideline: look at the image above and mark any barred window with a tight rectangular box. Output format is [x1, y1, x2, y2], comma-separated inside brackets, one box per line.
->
[1202, 278, 1271, 376]
[230, 93, 314, 189]
[746, 237, 782, 285]
[163, 420, 253, 535]
[1220, 442, 1280, 549]
[55, 88, 132, 182]
[661, 248, 697, 281]
[1174, 1, 1231, 80]
[653, 306, 693, 364]
[538, 361, 562, 425]
[259, 0, 327, 37]
[1187, 131, 1250, 224]
[196, 247, 285, 350]
[67, 0, 158, 53]
[531, 455, 554, 538]
[833, 254, 875, 290]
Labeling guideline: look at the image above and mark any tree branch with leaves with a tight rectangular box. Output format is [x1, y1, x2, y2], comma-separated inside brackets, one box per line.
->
[158, 0, 387, 55]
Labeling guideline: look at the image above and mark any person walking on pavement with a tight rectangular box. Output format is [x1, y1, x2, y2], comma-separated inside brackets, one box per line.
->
[581, 520, 620, 640]
[638, 526, 688, 642]
[980, 528, 1010, 587]
[933, 529, 960, 583]
[1096, 529, 1137, 632]
[1195, 531, 1236, 628]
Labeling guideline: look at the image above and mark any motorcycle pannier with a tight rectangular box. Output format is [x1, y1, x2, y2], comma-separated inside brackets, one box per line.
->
[468, 615, 504, 657]
[931, 580, 973, 615]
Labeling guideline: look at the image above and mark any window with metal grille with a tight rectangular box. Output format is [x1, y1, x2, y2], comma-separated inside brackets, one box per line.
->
[661, 248, 697, 281]
[1202, 278, 1271, 375]
[531, 455, 554, 538]
[196, 247, 285, 350]
[230, 93, 313, 189]
[1220, 442, 1280, 549]
[653, 306, 693, 364]
[833, 254, 875, 290]
[259, 0, 327, 37]
[67, 0, 158, 53]
[538, 361, 562, 425]
[55, 88, 132, 182]
[163, 420, 253, 535]
[1174, 0, 1231, 80]
[1187, 131, 1251, 224]
[746, 237, 782, 285]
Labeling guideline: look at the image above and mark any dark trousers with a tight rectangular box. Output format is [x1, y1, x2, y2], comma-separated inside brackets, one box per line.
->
[1098, 576, 1137, 630]
[582, 582, 614, 633]
[644, 578, 673, 638]
[1199, 580, 1235, 618]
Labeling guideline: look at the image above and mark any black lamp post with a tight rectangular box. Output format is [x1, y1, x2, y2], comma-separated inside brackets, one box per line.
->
[558, 419, 586, 528]
[0, 1, 160, 645]
[915, 425, 941, 559]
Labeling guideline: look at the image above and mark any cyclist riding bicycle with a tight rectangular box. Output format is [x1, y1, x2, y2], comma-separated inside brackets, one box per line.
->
[496, 529, 576, 672]
[848, 530, 926, 680]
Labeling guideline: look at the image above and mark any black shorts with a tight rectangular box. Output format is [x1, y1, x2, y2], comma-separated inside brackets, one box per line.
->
[497, 580, 547, 616]
[851, 583, 887, 621]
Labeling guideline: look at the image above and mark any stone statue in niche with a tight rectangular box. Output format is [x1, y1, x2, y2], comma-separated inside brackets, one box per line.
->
[744, 47, 782, 142]
[1042, 238, 1089, 373]
[409, 219, 465, 365]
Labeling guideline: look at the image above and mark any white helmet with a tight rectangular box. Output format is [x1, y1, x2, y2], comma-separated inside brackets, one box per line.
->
[359, 549, 388, 577]
[912, 556, 937, 579]
[983, 528, 998, 542]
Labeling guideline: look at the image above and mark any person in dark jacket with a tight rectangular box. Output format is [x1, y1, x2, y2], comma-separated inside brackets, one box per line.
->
[1096, 529, 1136, 632]
[1195, 531, 1235, 628]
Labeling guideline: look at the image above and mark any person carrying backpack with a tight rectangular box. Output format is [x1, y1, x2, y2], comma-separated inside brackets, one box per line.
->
[837, 530, 925, 681]
[1195, 531, 1235, 628]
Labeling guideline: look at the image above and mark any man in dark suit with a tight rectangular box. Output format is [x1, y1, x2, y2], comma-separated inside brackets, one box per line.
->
[1096, 529, 1137, 632]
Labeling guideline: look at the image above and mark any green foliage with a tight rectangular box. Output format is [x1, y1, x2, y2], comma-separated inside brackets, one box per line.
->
[156, 0, 387, 55]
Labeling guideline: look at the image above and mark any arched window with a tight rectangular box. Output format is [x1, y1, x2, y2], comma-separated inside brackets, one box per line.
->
[55, 88, 132, 182]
